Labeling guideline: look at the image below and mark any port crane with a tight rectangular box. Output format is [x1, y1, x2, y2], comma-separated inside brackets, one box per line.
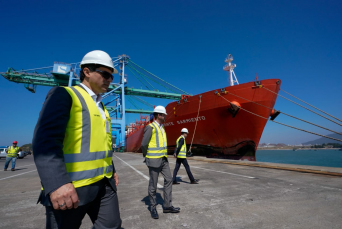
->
[1, 54, 190, 151]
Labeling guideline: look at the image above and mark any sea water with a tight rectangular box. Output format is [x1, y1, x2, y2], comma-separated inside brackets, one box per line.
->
[256, 149, 342, 168]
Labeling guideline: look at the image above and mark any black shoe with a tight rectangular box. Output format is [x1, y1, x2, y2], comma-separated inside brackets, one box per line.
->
[4, 169, 7, 171]
[172, 181, 180, 185]
[163, 206, 180, 213]
[150, 208, 159, 219]
[191, 179, 199, 184]
[11, 168, 15, 171]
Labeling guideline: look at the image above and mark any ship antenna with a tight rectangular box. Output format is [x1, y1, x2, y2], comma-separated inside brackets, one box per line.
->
[223, 54, 239, 86]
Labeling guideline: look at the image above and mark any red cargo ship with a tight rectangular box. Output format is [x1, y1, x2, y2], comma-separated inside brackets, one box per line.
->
[125, 114, 150, 154]
[125, 55, 281, 161]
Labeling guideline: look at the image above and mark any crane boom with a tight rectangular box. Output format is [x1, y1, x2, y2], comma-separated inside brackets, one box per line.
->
[0, 68, 182, 100]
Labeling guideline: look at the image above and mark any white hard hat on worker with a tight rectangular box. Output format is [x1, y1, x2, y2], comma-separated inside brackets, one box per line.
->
[181, 128, 188, 133]
[80, 50, 118, 74]
[153, 106, 167, 115]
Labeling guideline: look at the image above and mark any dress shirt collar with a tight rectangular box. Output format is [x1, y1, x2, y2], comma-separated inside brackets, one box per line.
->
[80, 83, 103, 103]
[154, 120, 163, 128]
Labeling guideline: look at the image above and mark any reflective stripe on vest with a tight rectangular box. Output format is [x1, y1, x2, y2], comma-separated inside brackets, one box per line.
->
[7, 146, 19, 157]
[62, 86, 113, 188]
[176, 136, 187, 158]
[146, 122, 167, 158]
[68, 164, 113, 181]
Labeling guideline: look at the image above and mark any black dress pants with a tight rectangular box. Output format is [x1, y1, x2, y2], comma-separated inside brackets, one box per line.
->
[172, 158, 195, 182]
[45, 182, 121, 229]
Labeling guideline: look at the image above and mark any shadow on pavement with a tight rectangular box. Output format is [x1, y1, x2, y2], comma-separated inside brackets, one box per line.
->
[141, 193, 164, 211]
[174, 176, 190, 184]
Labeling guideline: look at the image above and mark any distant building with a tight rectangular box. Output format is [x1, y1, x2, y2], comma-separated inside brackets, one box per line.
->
[276, 143, 287, 147]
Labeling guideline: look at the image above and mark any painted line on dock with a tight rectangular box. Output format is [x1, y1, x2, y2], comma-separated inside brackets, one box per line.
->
[0, 169, 37, 181]
[0, 163, 36, 172]
[18, 163, 36, 167]
[120, 153, 256, 179]
[190, 165, 256, 179]
[114, 155, 163, 188]
[168, 161, 256, 179]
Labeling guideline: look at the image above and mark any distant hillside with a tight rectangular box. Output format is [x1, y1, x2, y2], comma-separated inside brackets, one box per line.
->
[20, 143, 32, 152]
[302, 133, 342, 145]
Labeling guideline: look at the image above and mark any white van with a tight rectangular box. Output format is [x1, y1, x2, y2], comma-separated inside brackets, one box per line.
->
[17, 150, 27, 159]
[0, 146, 8, 159]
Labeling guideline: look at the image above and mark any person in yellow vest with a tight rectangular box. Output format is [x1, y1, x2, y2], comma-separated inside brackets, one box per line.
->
[172, 128, 199, 185]
[4, 141, 19, 171]
[141, 106, 180, 219]
[32, 50, 121, 228]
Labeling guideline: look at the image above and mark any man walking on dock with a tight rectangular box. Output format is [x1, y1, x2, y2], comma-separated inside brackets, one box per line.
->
[4, 141, 19, 171]
[33, 50, 121, 229]
[172, 128, 199, 184]
[141, 105, 180, 219]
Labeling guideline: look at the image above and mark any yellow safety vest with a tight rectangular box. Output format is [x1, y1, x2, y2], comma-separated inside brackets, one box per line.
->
[176, 136, 187, 159]
[7, 146, 19, 158]
[146, 122, 167, 158]
[62, 86, 113, 188]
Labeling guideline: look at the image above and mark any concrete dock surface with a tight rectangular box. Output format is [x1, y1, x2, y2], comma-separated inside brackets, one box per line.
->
[0, 152, 341, 229]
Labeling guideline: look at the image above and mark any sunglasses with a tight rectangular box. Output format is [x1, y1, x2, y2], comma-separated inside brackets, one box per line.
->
[95, 69, 114, 80]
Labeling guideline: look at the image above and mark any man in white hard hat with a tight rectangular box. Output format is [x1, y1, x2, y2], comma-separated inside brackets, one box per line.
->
[33, 50, 122, 228]
[141, 105, 180, 219]
[172, 128, 199, 185]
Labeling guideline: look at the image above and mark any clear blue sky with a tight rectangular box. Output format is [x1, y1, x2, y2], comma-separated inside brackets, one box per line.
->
[1, 0, 342, 146]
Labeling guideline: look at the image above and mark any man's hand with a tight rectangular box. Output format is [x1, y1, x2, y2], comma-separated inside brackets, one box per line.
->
[173, 153, 176, 158]
[113, 172, 119, 186]
[50, 183, 79, 210]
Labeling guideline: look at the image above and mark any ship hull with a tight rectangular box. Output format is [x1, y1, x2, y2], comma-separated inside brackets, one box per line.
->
[125, 126, 144, 153]
[126, 79, 281, 161]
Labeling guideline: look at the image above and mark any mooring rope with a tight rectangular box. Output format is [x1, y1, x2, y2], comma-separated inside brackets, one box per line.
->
[188, 95, 202, 153]
[280, 88, 342, 123]
[262, 87, 342, 127]
[217, 93, 342, 143]
[224, 90, 342, 136]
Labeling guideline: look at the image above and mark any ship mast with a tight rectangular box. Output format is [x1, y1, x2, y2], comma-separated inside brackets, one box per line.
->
[223, 54, 239, 86]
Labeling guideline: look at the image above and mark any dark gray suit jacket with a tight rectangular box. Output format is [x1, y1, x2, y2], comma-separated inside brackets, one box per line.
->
[32, 86, 116, 206]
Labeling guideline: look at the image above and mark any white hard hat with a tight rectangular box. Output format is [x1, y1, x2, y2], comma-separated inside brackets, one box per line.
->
[80, 50, 118, 74]
[153, 105, 167, 115]
[181, 128, 189, 133]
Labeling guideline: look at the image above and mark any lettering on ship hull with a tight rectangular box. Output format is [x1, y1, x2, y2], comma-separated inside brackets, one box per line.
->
[164, 116, 206, 127]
